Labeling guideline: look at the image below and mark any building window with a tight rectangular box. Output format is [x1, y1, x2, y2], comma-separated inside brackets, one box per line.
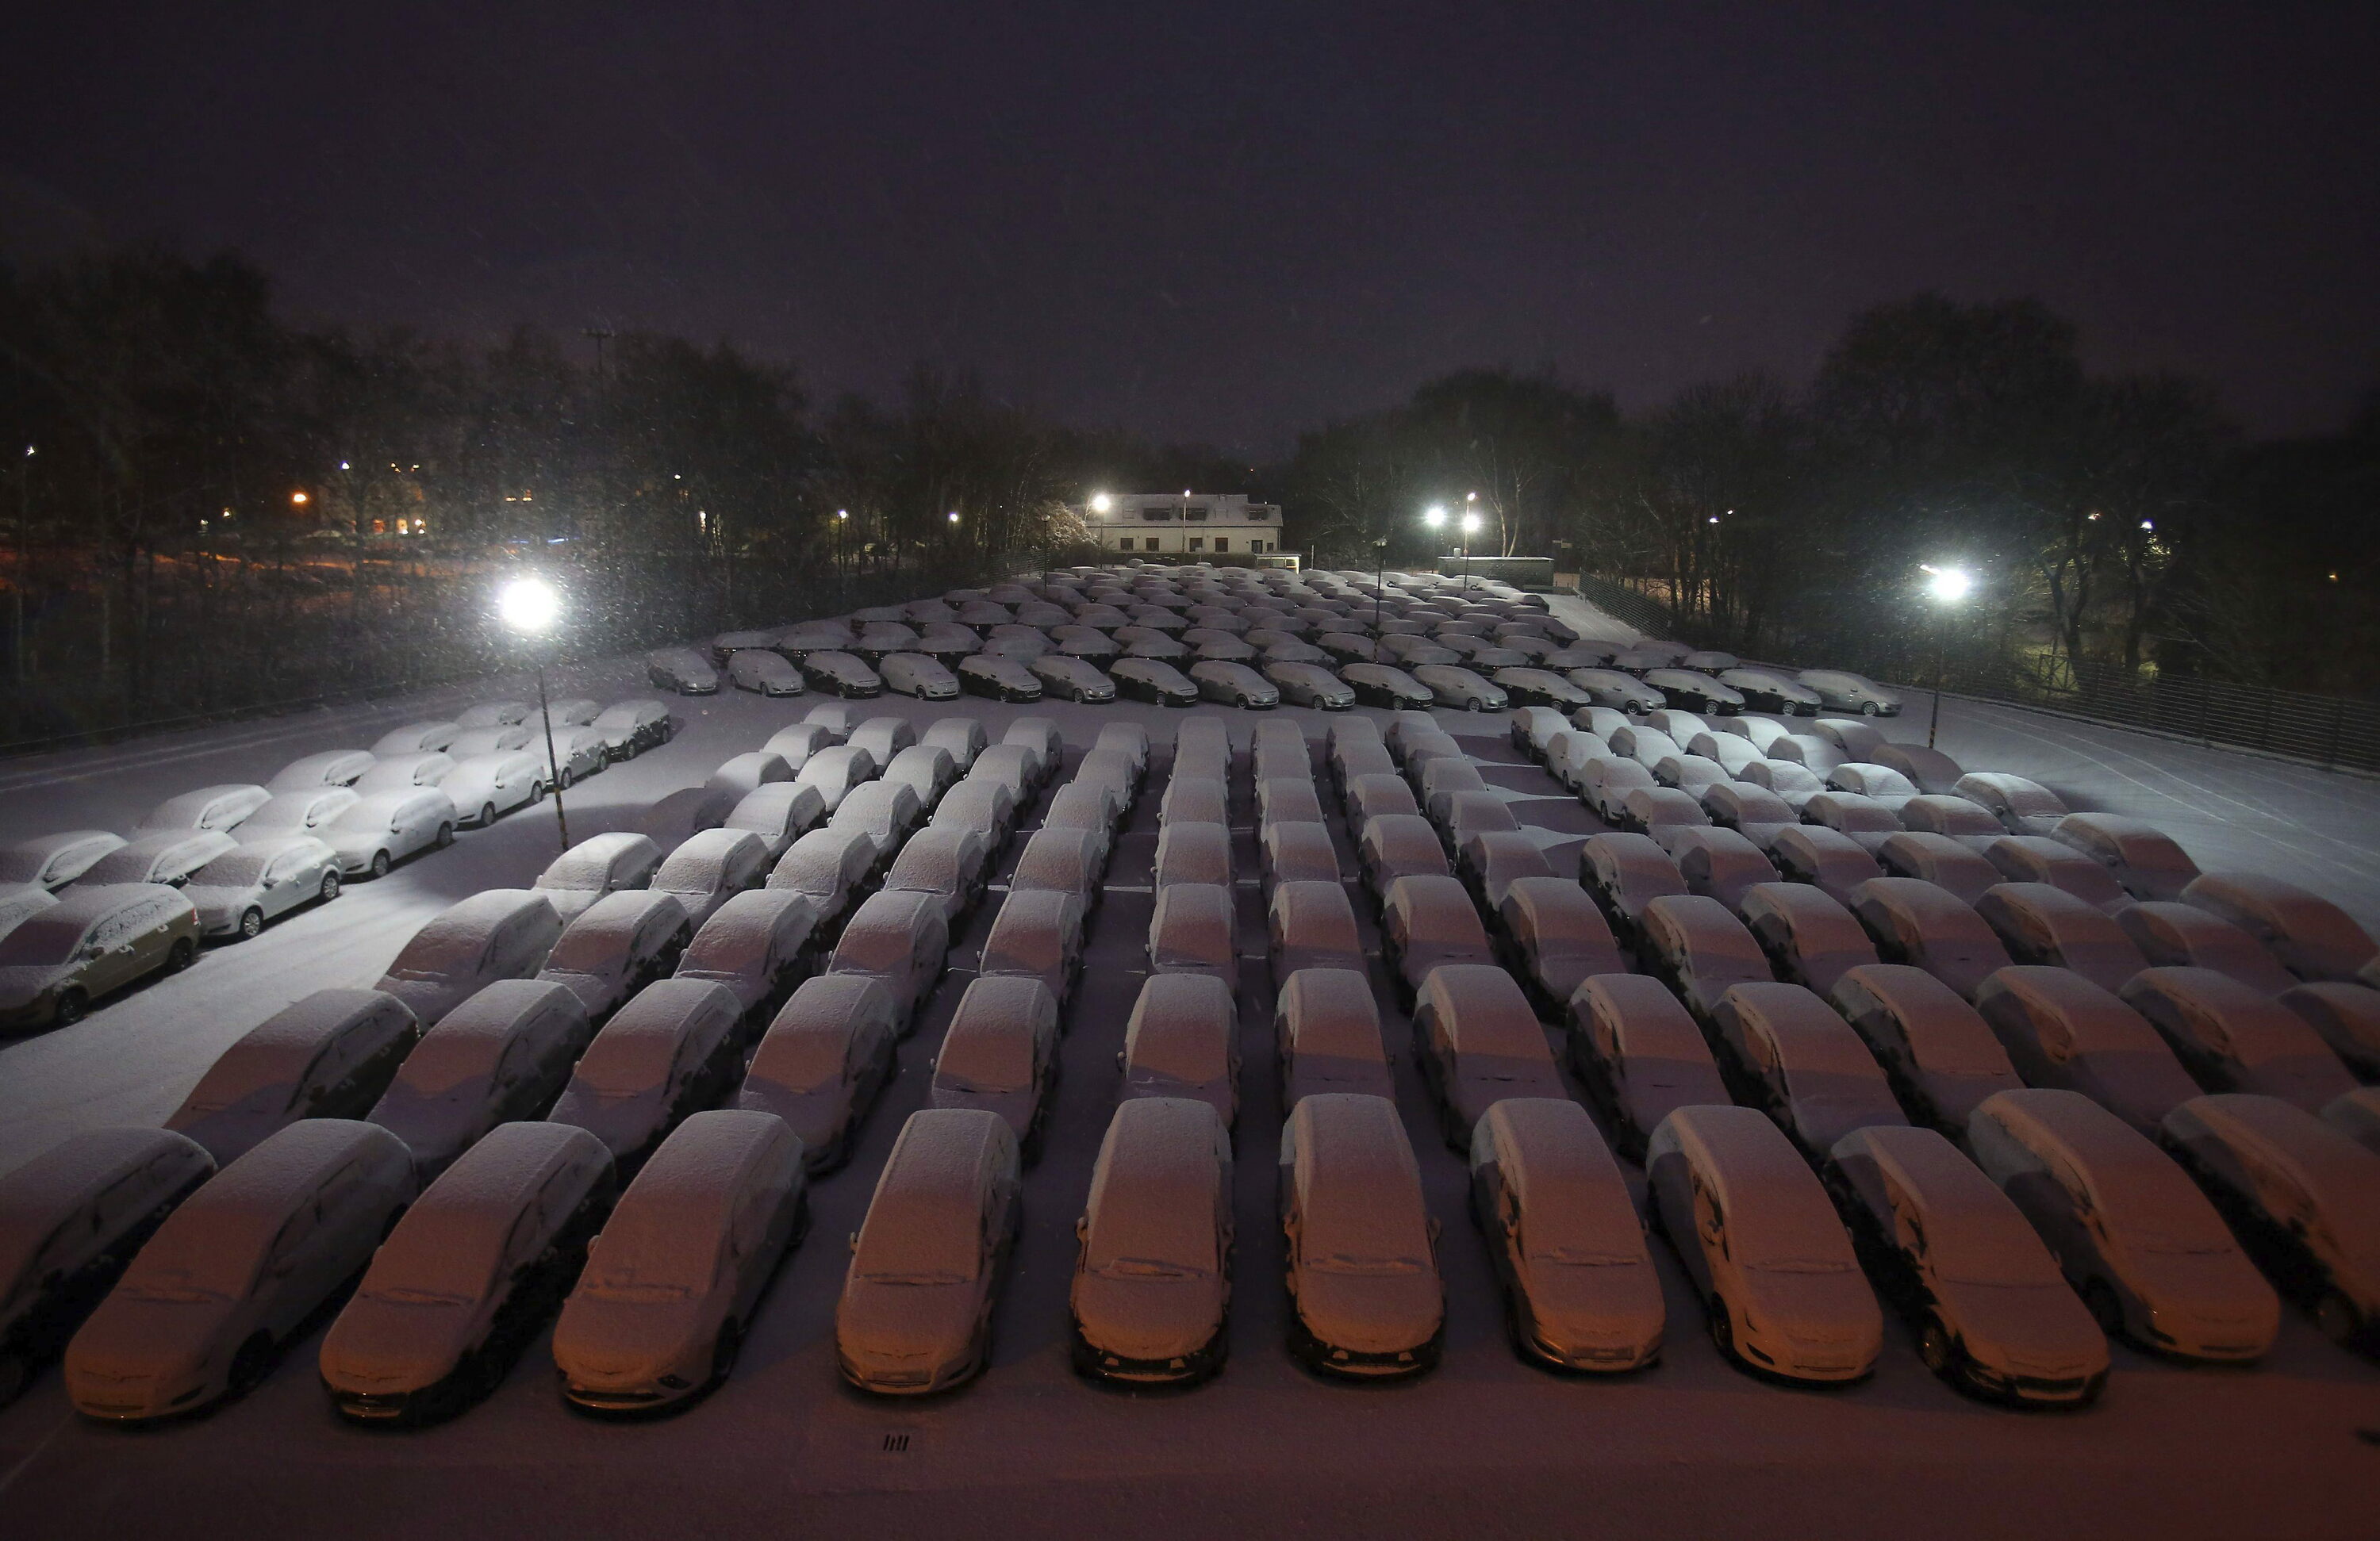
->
[1142, 507, 1176, 520]
[1213, 538, 1229, 553]
[1250, 539, 1265, 553]
[1183, 508, 1208, 521]
[1116, 538, 1134, 551]
[1188, 537, 1204, 551]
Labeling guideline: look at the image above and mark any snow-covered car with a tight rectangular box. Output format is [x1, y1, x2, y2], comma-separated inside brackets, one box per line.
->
[914, 624, 984, 664]
[1189, 659, 1279, 709]
[2118, 968, 2356, 1112]
[181, 835, 341, 940]
[880, 653, 962, 701]
[354, 753, 452, 795]
[1955, 772, 2070, 838]
[552, 1110, 808, 1413]
[1263, 661, 1355, 710]
[1274, 969, 1394, 1105]
[652, 829, 770, 930]
[368, 979, 593, 1180]
[266, 750, 376, 792]
[1411, 967, 1567, 1147]
[1109, 657, 1201, 706]
[1564, 975, 1729, 1160]
[538, 697, 603, 729]
[1340, 663, 1435, 710]
[1490, 668, 1591, 711]
[835, 1107, 1023, 1395]
[1637, 893, 1772, 1022]
[1031, 654, 1118, 703]
[736, 976, 901, 1171]
[1709, 982, 1909, 1162]
[920, 716, 988, 770]
[317, 1121, 613, 1425]
[372, 889, 562, 1028]
[443, 752, 547, 828]
[718, 782, 824, 860]
[238, 787, 362, 839]
[76, 830, 233, 891]
[797, 650, 883, 699]
[1468, 1098, 1664, 1374]
[0, 884, 198, 1029]
[931, 976, 1062, 1160]
[727, 649, 806, 696]
[536, 891, 695, 1022]
[456, 701, 531, 729]
[2052, 813, 2202, 903]
[766, 826, 881, 927]
[1967, 1088, 2279, 1363]
[830, 781, 925, 856]
[2160, 1093, 2380, 1351]
[1380, 875, 1495, 1001]
[850, 623, 923, 665]
[2, 831, 128, 891]
[545, 979, 747, 1173]
[1277, 1093, 1444, 1379]
[1719, 669, 1821, 715]
[1120, 972, 1240, 1126]
[882, 826, 993, 926]
[1848, 877, 2012, 1001]
[1565, 669, 1665, 715]
[2182, 871, 2380, 984]
[1069, 1097, 1234, 1386]
[593, 699, 673, 760]
[1824, 1124, 2107, 1405]
[532, 833, 664, 927]
[1408, 664, 1506, 713]
[1642, 669, 1744, 715]
[958, 653, 1044, 702]
[138, 784, 271, 835]
[1646, 1104, 1881, 1383]
[647, 648, 720, 695]
[1972, 968, 2203, 1137]
[1148, 883, 1238, 991]
[322, 788, 457, 879]
[827, 891, 952, 1028]
[0, 1128, 215, 1408]
[553, 726, 609, 787]
[63, 1120, 413, 1423]
[978, 888, 1090, 1010]
[166, 988, 419, 1166]
[371, 721, 459, 755]
[879, 746, 958, 814]
[672, 888, 820, 1025]
[1797, 669, 1902, 716]
[445, 724, 534, 757]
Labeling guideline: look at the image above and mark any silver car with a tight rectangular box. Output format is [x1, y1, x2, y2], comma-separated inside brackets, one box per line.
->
[181, 835, 342, 940]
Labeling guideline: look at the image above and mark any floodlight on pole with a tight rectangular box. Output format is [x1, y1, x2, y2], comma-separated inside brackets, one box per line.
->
[1920, 563, 1974, 605]
[497, 575, 570, 852]
[1089, 492, 1113, 513]
[1423, 505, 1447, 529]
[1915, 562, 1973, 750]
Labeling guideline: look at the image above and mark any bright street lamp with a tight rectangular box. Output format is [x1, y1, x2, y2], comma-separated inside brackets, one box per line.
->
[1423, 505, 1447, 530]
[1089, 493, 1113, 513]
[1917, 563, 1974, 749]
[497, 576, 571, 851]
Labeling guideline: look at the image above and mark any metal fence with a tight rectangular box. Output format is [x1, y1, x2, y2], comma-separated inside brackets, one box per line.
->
[1569, 573, 2380, 776]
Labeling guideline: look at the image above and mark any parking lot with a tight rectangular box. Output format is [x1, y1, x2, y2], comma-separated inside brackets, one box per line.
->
[2, 628, 2376, 1540]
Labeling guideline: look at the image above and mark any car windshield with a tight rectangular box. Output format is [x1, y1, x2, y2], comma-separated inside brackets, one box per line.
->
[577, 1204, 719, 1301]
[360, 1209, 505, 1306]
[0, 916, 90, 966]
[857, 1195, 981, 1285]
[193, 850, 274, 886]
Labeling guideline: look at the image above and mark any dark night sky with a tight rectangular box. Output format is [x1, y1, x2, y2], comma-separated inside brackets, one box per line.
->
[4, 2, 2376, 450]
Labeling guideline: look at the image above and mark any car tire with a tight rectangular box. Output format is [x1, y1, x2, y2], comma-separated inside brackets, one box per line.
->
[2316, 1290, 2363, 1347]
[436, 822, 455, 849]
[709, 1319, 745, 1384]
[239, 907, 264, 941]
[1917, 1317, 1957, 1378]
[480, 804, 497, 828]
[228, 1332, 275, 1397]
[1708, 1296, 1736, 1359]
[2082, 1279, 2125, 1339]
[558, 768, 573, 791]
[370, 849, 392, 879]
[53, 987, 88, 1027]
[165, 937, 197, 972]
[319, 870, 343, 903]
[1465, 699, 1484, 712]
[1860, 702, 1881, 716]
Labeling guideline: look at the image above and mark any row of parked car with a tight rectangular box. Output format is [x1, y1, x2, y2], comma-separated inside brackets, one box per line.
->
[0, 697, 675, 1033]
[6, 589, 2377, 1427]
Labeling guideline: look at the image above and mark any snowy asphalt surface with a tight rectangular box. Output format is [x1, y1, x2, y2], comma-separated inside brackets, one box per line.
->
[2, 620, 2376, 1539]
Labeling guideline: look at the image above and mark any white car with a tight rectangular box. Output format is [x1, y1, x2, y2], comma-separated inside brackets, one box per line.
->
[728, 650, 807, 696]
[536, 891, 696, 1022]
[446, 725, 533, 757]
[592, 700, 673, 759]
[654, 830, 772, 929]
[2, 831, 129, 891]
[881, 653, 962, 701]
[181, 835, 343, 940]
[533, 833, 664, 926]
[354, 753, 454, 794]
[552, 1111, 808, 1413]
[318, 1121, 612, 1425]
[137, 784, 271, 834]
[82, 830, 238, 888]
[236, 787, 360, 838]
[1188, 660, 1279, 709]
[367, 979, 593, 1180]
[63, 1121, 414, 1422]
[1798, 669, 1902, 717]
[165, 988, 421, 1165]
[443, 752, 548, 827]
[554, 727, 609, 787]
[317, 789, 458, 879]
[266, 750, 376, 792]
[647, 648, 720, 694]
[457, 701, 531, 728]
[371, 721, 459, 755]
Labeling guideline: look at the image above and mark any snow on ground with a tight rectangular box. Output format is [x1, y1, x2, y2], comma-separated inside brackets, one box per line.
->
[1, 638, 2375, 1540]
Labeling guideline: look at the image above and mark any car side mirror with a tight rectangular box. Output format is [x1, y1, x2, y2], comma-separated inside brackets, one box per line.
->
[1074, 1215, 1088, 1242]
[847, 1231, 861, 1254]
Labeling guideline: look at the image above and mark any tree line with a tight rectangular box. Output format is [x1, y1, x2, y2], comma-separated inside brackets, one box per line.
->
[2, 243, 2374, 745]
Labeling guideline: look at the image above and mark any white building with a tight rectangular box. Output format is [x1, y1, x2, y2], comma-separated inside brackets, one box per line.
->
[1079, 493, 1287, 560]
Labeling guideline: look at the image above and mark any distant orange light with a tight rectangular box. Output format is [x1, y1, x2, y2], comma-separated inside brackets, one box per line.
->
[290, 490, 309, 505]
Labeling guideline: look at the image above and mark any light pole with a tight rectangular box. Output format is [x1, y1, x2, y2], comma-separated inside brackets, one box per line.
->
[1372, 537, 1389, 631]
[1460, 508, 1483, 594]
[1919, 563, 1973, 750]
[497, 575, 571, 853]
[1424, 504, 1448, 585]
